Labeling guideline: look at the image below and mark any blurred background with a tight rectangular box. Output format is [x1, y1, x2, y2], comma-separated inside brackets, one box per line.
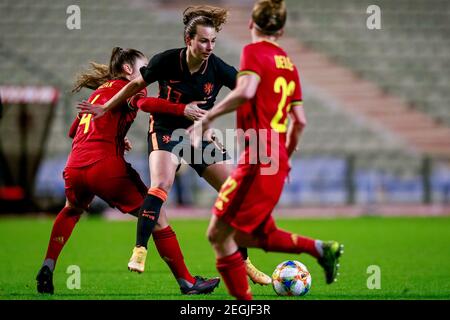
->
[1, 0, 449, 217]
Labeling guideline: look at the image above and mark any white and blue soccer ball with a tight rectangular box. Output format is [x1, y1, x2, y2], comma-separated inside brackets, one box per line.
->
[272, 260, 312, 296]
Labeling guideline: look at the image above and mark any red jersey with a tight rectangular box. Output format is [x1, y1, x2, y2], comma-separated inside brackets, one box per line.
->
[66, 79, 147, 168]
[237, 40, 303, 169]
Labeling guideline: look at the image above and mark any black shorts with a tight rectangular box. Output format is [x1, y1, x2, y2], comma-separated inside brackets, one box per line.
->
[147, 129, 230, 176]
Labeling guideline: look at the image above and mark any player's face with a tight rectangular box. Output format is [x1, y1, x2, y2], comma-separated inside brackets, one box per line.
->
[188, 25, 216, 61]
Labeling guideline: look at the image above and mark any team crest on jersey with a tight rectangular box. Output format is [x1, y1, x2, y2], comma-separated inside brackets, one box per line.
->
[204, 82, 214, 96]
[162, 135, 171, 144]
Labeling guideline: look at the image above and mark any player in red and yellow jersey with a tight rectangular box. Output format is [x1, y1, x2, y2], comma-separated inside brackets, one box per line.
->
[36, 47, 219, 295]
[190, 0, 344, 300]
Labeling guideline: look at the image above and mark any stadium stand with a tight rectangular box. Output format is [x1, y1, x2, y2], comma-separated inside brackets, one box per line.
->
[285, 0, 450, 126]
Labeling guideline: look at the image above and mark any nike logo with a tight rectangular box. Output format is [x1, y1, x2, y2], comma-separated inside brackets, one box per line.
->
[142, 210, 156, 220]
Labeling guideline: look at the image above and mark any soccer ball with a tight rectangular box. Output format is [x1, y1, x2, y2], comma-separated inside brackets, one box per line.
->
[272, 260, 312, 296]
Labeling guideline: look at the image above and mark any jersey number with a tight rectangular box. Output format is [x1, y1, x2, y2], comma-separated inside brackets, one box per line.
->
[214, 177, 238, 210]
[79, 94, 100, 134]
[271, 76, 296, 133]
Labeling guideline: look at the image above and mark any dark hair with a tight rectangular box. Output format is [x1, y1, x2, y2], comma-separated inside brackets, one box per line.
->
[72, 47, 145, 92]
[252, 0, 286, 35]
[183, 5, 228, 43]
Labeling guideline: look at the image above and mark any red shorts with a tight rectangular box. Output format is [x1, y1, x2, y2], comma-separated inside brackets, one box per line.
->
[63, 156, 147, 213]
[212, 163, 289, 236]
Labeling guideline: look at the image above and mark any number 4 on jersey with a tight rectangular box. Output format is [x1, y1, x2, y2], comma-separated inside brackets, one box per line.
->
[79, 94, 100, 134]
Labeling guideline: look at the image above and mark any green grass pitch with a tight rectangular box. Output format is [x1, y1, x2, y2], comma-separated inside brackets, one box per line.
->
[1, 215, 449, 300]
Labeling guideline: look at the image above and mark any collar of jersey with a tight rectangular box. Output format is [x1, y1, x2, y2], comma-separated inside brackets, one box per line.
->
[180, 47, 209, 76]
[260, 39, 280, 47]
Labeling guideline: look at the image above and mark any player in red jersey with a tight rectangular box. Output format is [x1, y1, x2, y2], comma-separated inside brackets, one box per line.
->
[190, 0, 344, 300]
[36, 47, 220, 295]
[78, 5, 272, 287]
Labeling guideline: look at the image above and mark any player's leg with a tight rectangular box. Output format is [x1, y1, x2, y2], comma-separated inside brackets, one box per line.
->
[208, 214, 252, 300]
[149, 207, 220, 294]
[36, 199, 84, 294]
[91, 156, 219, 294]
[92, 152, 176, 272]
[201, 162, 272, 285]
[135, 150, 178, 250]
[36, 168, 92, 294]
[234, 218, 344, 284]
[151, 209, 196, 290]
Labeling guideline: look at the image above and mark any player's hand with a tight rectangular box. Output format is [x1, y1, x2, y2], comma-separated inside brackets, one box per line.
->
[77, 100, 106, 120]
[204, 127, 217, 143]
[205, 129, 227, 154]
[124, 137, 132, 153]
[184, 101, 207, 121]
[187, 114, 210, 149]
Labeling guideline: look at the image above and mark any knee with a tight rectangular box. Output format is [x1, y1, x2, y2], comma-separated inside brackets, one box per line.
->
[207, 227, 218, 245]
[207, 226, 224, 246]
[62, 206, 83, 223]
[65, 202, 84, 217]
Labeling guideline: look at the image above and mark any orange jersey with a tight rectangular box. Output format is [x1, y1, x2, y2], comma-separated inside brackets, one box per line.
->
[66, 79, 147, 168]
[237, 40, 303, 169]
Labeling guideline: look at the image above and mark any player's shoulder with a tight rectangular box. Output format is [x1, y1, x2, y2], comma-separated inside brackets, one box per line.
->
[106, 79, 128, 91]
[152, 48, 183, 62]
[242, 41, 277, 59]
[209, 53, 234, 70]
[242, 42, 260, 53]
[90, 79, 128, 99]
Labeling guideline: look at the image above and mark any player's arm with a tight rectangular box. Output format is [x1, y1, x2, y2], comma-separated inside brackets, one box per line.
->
[135, 97, 206, 121]
[286, 104, 307, 158]
[189, 74, 259, 147]
[78, 76, 147, 119]
[78, 52, 166, 118]
[104, 76, 147, 112]
[206, 73, 260, 122]
[68, 114, 81, 138]
[217, 58, 238, 90]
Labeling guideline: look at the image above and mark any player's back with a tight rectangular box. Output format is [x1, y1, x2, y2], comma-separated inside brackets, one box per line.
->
[67, 79, 138, 168]
[237, 40, 303, 167]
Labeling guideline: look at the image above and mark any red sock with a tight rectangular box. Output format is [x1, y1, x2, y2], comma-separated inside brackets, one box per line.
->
[152, 226, 196, 285]
[44, 207, 81, 264]
[216, 251, 252, 300]
[261, 228, 321, 258]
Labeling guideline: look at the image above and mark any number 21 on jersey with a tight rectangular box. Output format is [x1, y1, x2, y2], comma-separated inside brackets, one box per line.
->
[271, 76, 295, 133]
[79, 94, 100, 134]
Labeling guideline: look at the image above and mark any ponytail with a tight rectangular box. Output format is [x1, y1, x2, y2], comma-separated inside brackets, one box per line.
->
[72, 47, 145, 92]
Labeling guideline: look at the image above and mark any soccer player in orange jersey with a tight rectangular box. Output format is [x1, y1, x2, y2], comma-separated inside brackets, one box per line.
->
[36, 47, 219, 295]
[190, 0, 344, 300]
